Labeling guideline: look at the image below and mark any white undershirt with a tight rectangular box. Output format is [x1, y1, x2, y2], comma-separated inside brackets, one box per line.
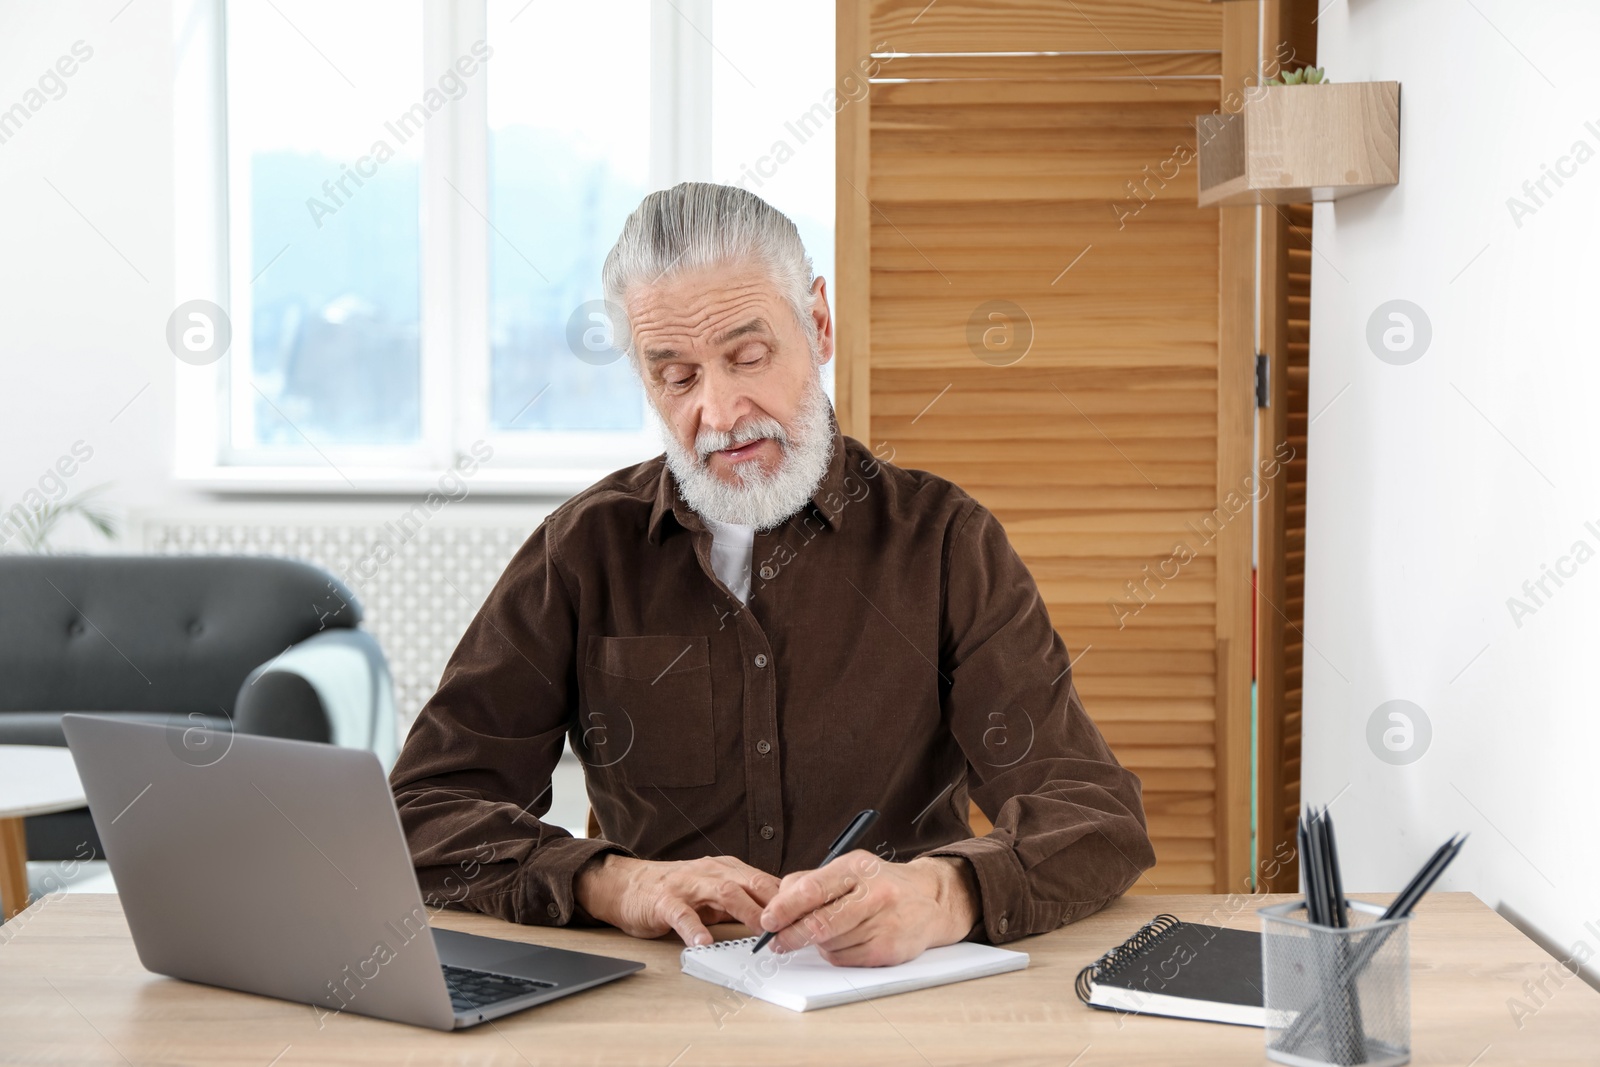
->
[701, 516, 755, 604]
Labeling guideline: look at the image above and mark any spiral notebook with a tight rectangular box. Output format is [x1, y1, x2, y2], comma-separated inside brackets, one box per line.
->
[1074, 914, 1265, 1027]
[681, 936, 1029, 1012]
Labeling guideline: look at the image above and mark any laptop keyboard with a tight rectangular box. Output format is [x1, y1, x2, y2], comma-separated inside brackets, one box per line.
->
[441, 964, 557, 1013]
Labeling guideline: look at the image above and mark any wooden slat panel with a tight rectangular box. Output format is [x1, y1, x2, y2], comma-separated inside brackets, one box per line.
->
[1083, 673, 1217, 699]
[1144, 791, 1215, 814]
[870, 77, 1215, 201]
[1058, 622, 1218, 651]
[873, 84, 1221, 121]
[1101, 723, 1216, 748]
[883, 51, 1223, 82]
[872, 270, 1218, 302]
[1102, 747, 1215, 770]
[880, 422, 1221, 448]
[872, 81, 1221, 116]
[876, 362, 1214, 389]
[967, 486, 1221, 512]
[1007, 532, 1218, 558]
[908, 451, 1216, 479]
[878, 388, 1215, 416]
[872, 161, 1202, 203]
[1039, 580, 1218, 607]
[872, 341, 1220, 370]
[845, 0, 1253, 897]
[886, 444, 1216, 477]
[1155, 822, 1218, 845]
[864, 200, 1218, 253]
[1138, 769, 1217, 792]
[1135, 860, 1218, 889]
[1084, 700, 1222, 725]
[1065, 604, 1219, 625]
[870, 0, 1223, 54]
[1150, 838, 1218, 862]
[1068, 649, 1217, 675]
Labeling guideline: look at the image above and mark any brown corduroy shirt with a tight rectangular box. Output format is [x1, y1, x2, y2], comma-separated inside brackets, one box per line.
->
[389, 430, 1155, 944]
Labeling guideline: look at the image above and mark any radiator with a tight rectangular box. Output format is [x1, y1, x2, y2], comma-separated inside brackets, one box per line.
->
[144, 520, 533, 731]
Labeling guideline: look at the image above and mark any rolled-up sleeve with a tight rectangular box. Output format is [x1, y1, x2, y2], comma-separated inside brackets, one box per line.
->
[921, 501, 1155, 943]
[388, 519, 631, 925]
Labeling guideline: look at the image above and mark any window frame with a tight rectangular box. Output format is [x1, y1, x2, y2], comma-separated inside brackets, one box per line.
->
[171, 0, 712, 494]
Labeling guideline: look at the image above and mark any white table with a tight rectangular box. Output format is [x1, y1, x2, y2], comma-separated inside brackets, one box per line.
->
[0, 745, 86, 921]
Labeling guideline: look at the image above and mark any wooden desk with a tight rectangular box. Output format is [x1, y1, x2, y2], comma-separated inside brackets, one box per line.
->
[1, 892, 1594, 1065]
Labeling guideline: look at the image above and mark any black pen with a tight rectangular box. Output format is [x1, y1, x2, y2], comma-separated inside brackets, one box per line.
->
[751, 809, 879, 954]
[1302, 813, 1329, 926]
[1297, 816, 1315, 923]
[1324, 808, 1349, 928]
[1383, 833, 1467, 920]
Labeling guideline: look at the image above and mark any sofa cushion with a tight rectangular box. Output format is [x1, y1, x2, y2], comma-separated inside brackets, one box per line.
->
[0, 556, 359, 716]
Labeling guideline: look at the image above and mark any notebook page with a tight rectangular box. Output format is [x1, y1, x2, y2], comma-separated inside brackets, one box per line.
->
[681, 936, 1029, 1012]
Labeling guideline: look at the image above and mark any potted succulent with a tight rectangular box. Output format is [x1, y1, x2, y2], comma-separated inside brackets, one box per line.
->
[1196, 67, 1401, 207]
[1264, 66, 1329, 87]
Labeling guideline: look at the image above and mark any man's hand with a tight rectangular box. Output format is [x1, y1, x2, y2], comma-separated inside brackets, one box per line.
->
[757, 852, 980, 967]
[574, 854, 781, 948]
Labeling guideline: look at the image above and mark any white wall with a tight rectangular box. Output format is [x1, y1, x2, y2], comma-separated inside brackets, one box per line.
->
[1308, 0, 1600, 991]
[0, 0, 185, 525]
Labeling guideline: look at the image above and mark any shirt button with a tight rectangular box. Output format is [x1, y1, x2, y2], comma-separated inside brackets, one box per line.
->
[759, 824, 775, 840]
[547, 902, 560, 919]
[756, 739, 771, 754]
[759, 565, 776, 580]
[754, 653, 768, 668]
[998, 914, 1009, 935]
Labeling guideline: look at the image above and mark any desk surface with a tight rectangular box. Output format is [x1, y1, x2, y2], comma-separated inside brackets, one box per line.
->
[1, 892, 1595, 1065]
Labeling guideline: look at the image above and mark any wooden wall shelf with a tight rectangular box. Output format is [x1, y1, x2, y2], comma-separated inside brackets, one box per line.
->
[1196, 81, 1401, 207]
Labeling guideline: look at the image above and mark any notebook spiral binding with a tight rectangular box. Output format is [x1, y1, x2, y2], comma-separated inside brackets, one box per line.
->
[684, 935, 763, 953]
[1073, 913, 1182, 1005]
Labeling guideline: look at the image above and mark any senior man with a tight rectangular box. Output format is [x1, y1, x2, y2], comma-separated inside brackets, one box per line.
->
[390, 182, 1154, 967]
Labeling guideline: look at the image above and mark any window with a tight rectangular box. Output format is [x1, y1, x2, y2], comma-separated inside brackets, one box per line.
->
[708, 0, 835, 377]
[485, 0, 651, 436]
[175, 0, 836, 491]
[224, 1, 426, 459]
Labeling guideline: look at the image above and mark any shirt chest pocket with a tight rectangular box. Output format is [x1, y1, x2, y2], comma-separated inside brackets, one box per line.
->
[581, 635, 715, 788]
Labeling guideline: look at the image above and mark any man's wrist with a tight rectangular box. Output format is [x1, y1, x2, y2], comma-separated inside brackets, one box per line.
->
[911, 856, 981, 942]
[573, 852, 633, 924]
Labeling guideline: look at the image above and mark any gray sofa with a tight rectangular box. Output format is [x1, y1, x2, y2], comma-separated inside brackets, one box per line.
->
[0, 555, 396, 860]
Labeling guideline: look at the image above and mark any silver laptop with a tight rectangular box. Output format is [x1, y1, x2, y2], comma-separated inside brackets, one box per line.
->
[61, 714, 643, 1030]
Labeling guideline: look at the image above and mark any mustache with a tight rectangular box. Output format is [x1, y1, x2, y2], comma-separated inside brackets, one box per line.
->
[694, 416, 788, 462]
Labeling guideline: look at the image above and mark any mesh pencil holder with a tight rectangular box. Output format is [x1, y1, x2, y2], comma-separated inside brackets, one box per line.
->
[1259, 900, 1412, 1067]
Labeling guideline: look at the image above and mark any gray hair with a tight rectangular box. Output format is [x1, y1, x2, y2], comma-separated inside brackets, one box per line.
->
[601, 182, 817, 359]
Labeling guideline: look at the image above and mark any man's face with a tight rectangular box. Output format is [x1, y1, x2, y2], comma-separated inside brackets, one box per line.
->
[626, 261, 834, 487]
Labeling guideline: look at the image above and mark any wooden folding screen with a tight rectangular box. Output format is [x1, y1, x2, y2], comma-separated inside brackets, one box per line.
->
[1255, 199, 1311, 891]
[836, 0, 1260, 893]
[1255, 0, 1319, 893]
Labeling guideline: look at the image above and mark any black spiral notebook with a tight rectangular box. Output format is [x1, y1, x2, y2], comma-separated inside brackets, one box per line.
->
[1075, 914, 1265, 1027]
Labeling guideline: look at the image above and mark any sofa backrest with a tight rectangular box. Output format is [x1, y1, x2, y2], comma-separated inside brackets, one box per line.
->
[0, 555, 360, 715]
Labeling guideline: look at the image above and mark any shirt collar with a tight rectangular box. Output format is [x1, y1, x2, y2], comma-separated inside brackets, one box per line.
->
[647, 420, 851, 544]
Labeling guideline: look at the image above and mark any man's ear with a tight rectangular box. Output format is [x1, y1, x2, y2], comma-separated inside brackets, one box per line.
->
[810, 277, 835, 366]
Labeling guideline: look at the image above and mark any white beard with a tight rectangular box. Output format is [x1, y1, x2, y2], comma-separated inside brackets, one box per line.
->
[661, 377, 835, 530]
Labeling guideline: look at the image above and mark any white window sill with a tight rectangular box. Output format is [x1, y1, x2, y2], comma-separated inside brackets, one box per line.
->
[174, 465, 627, 497]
